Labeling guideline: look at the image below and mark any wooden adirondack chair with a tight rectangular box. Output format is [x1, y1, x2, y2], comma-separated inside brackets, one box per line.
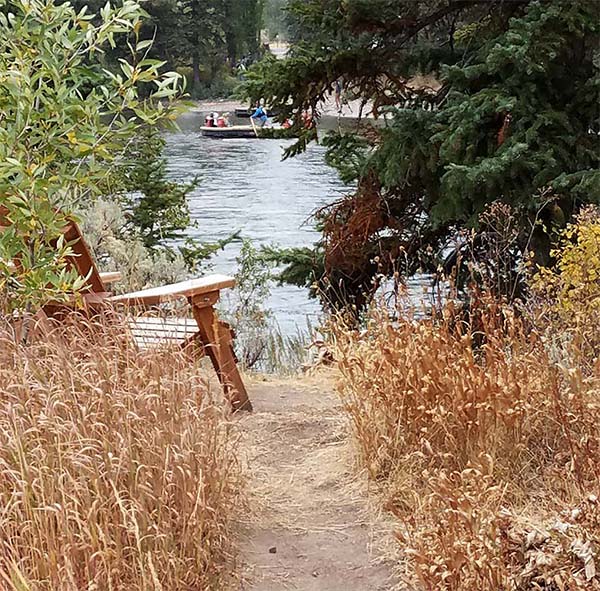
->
[1, 209, 252, 412]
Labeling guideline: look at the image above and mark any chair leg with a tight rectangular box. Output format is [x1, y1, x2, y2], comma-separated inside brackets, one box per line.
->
[180, 332, 206, 358]
[191, 304, 252, 412]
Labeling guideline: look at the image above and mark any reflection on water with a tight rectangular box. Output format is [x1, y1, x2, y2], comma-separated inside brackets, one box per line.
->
[164, 112, 347, 334]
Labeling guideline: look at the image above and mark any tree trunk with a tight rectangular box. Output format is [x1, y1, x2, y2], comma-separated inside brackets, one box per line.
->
[192, 53, 201, 95]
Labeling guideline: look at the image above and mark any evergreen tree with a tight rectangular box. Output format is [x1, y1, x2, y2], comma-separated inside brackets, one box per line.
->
[117, 127, 238, 271]
[244, 0, 600, 311]
[72, 0, 266, 95]
[120, 127, 197, 249]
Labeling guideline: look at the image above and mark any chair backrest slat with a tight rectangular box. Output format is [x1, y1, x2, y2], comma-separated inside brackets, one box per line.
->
[0, 205, 106, 294]
[61, 219, 106, 293]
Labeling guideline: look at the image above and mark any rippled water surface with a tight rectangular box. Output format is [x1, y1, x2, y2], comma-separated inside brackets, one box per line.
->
[164, 113, 348, 333]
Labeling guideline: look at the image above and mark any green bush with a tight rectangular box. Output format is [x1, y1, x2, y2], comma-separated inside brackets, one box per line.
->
[0, 0, 182, 322]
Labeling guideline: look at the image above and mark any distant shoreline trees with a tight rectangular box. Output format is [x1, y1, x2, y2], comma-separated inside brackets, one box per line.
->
[71, 0, 265, 97]
[263, 0, 289, 42]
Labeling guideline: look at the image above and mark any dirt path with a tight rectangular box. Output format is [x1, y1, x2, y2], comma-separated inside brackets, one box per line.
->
[237, 373, 400, 591]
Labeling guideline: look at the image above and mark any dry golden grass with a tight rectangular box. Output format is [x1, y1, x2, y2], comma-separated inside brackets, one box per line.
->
[0, 314, 243, 590]
[331, 297, 600, 589]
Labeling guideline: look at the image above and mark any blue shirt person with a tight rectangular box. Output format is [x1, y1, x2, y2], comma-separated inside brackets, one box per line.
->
[251, 105, 269, 127]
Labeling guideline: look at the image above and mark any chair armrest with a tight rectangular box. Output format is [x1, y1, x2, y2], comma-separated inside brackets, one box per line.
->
[99, 271, 122, 285]
[108, 274, 235, 307]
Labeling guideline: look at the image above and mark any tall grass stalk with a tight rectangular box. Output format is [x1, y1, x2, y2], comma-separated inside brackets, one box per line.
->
[0, 315, 243, 590]
[331, 296, 600, 588]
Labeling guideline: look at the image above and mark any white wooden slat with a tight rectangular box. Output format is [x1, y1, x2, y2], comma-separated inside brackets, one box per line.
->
[127, 316, 199, 348]
[133, 336, 185, 349]
[99, 271, 122, 284]
[131, 317, 198, 329]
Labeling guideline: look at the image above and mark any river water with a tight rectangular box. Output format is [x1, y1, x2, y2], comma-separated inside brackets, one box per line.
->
[164, 111, 348, 334]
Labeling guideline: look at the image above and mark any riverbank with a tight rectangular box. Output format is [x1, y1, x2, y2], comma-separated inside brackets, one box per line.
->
[190, 96, 374, 121]
[191, 72, 441, 121]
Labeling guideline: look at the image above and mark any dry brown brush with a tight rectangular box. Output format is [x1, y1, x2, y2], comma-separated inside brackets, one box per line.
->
[0, 315, 243, 591]
[332, 298, 600, 589]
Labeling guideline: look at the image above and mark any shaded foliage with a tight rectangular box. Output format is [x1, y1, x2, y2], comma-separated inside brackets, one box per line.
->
[243, 0, 600, 313]
[73, 0, 264, 97]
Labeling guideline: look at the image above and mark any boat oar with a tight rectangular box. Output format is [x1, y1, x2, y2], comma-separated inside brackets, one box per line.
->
[250, 116, 259, 138]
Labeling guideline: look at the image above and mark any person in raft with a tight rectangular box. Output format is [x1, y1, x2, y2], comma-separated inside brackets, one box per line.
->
[204, 112, 217, 127]
[250, 102, 269, 127]
[216, 113, 230, 127]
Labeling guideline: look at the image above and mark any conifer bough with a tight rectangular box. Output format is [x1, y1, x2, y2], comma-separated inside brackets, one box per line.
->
[244, 0, 600, 311]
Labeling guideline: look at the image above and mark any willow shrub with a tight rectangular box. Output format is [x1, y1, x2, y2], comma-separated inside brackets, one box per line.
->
[331, 296, 600, 589]
[0, 315, 243, 590]
[0, 0, 182, 320]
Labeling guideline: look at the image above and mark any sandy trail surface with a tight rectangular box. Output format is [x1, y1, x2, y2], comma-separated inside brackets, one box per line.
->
[236, 373, 400, 591]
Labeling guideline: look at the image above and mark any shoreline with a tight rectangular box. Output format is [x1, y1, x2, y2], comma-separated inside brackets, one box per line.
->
[189, 96, 374, 120]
